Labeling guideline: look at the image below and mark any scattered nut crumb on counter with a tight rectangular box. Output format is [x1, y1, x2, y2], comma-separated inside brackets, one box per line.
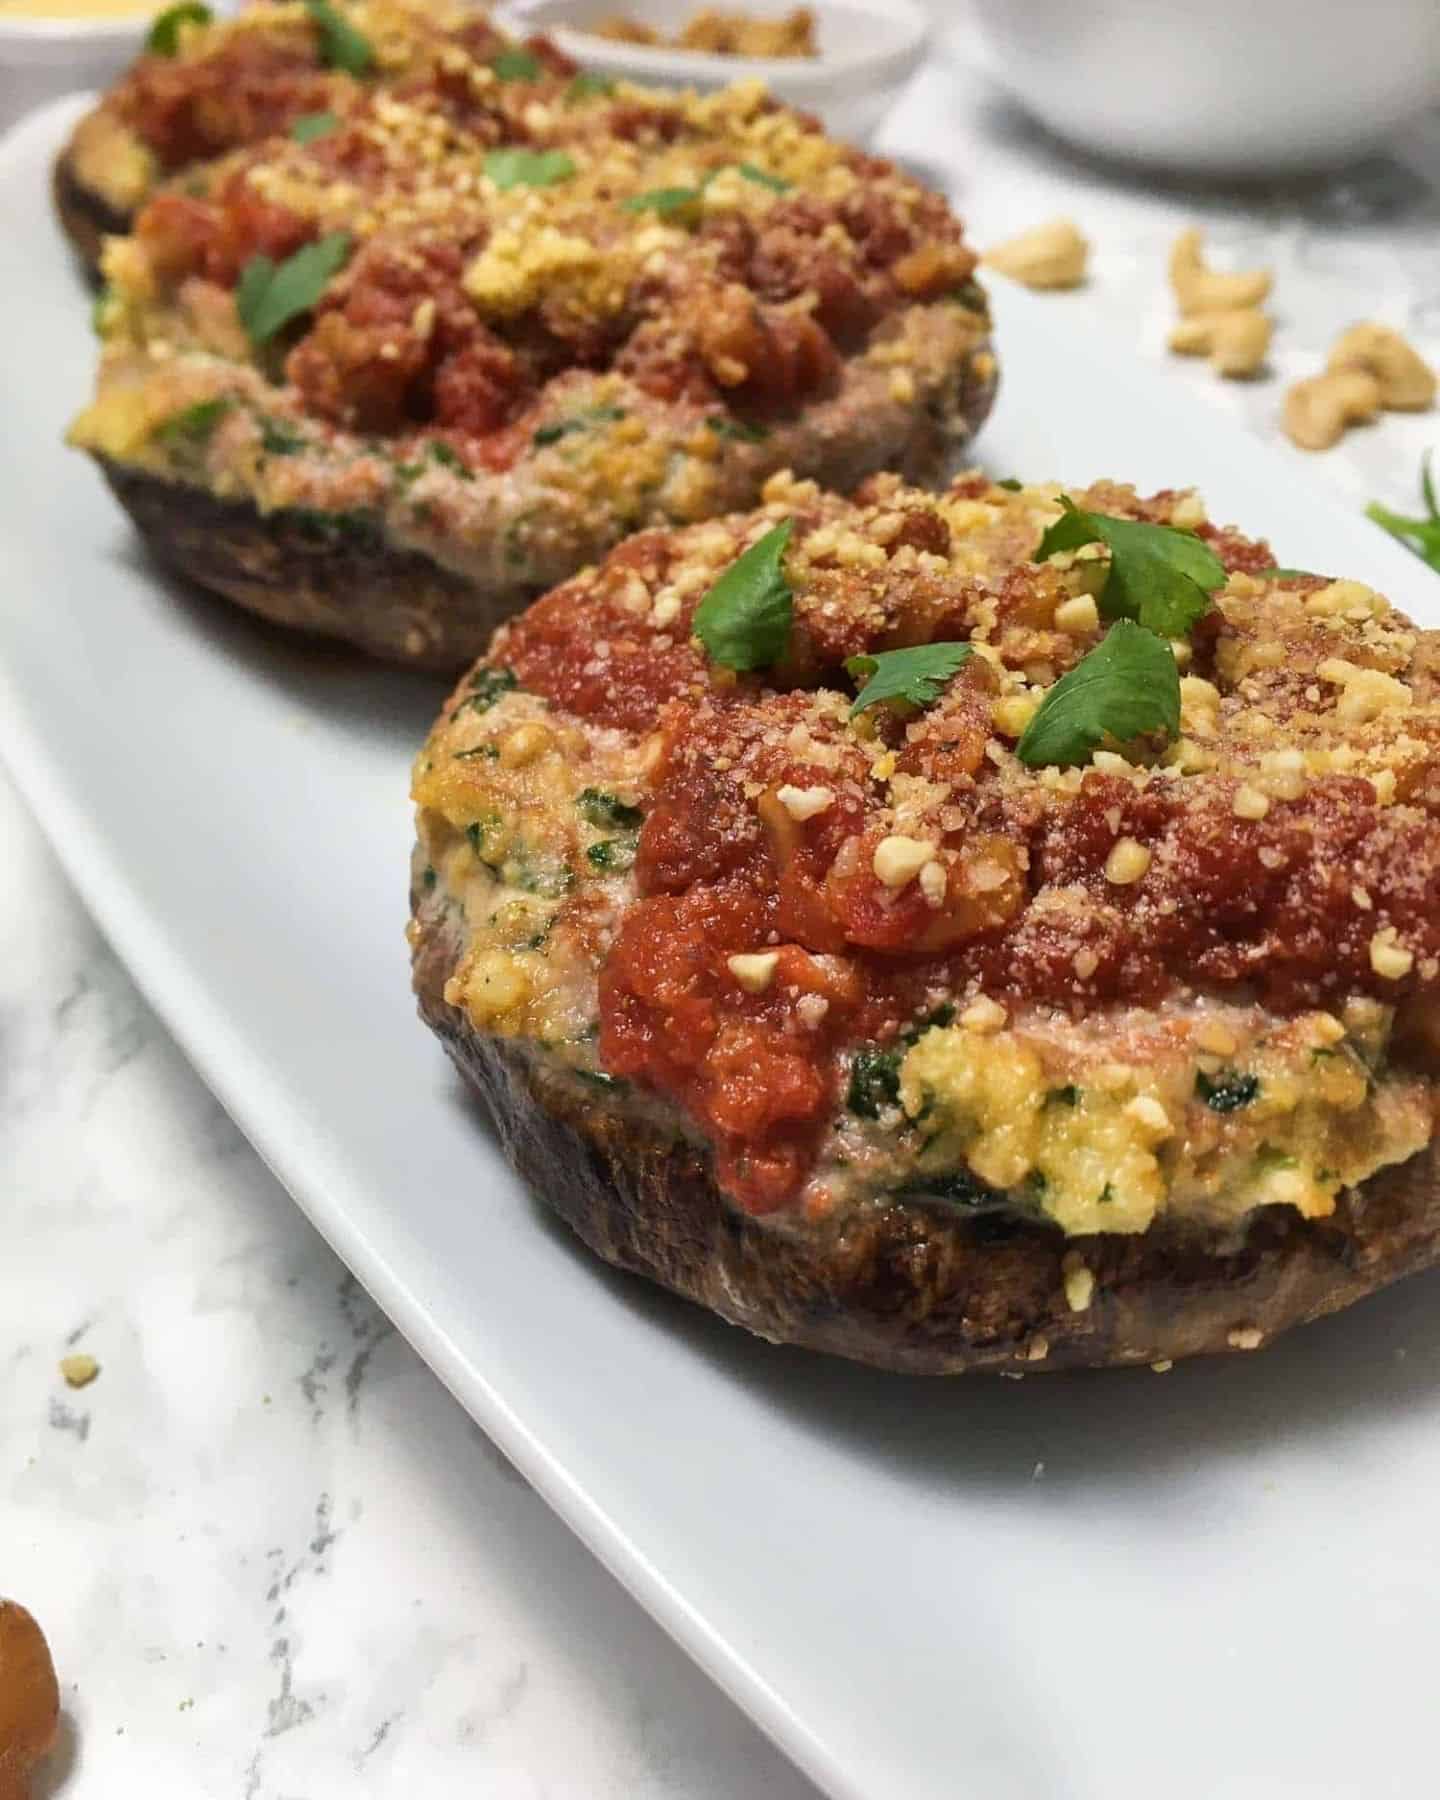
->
[59, 1353, 100, 1389]
[981, 218, 1089, 291]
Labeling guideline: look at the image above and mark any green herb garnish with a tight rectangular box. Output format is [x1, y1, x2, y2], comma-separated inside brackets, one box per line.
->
[532, 404, 626, 446]
[491, 46, 542, 79]
[1366, 451, 1440, 575]
[566, 70, 615, 100]
[621, 183, 703, 215]
[303, 0, 373, 73]
[146, 1, 209, 54]
[845, 642, 974, 719]
[484, 148, 576, 190]
[1195, 1069, 1261, 1113]
[236, 232, 351, 345]
[290, 110, 339, 144]
[692, 520, 793, 671]
[1258, 566, 1316, 580]
[1015, 618, 1180, 769]
[705, 416, 769, 443]
[1037, 496, 1226, 638]
[157, 397, 230, 444]
[736, 162, 790, 191]
[577, 789, 644, 830]
[995, 477, 1024, 492]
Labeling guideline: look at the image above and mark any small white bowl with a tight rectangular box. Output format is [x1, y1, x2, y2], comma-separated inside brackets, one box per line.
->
[496, 0, 930, 143]
[970, 0, 1440, 177]
[0, 8, 152, 133]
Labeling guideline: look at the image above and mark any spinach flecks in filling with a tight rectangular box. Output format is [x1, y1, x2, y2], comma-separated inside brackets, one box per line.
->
[846, 1008, 955, 1121]
[462, 667, 519, 714]
[705, 415, 770, 443]
[1195, 1069, 1261, 1113]
[533, 405, 626, 447]
[577, 788, 643, 830]
[259, 416, 304, 455]
[586, 837, 637, 873]
[284, 506, 384, 550]
[157, 397, 230, 444]
[846, 1046, 902, 1119]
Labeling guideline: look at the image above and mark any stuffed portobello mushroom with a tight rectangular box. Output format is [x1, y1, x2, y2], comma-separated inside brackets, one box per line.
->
[409, 468, 1440, 1374]
[54, 0, 534, 273]
[68, 58, 995, 668]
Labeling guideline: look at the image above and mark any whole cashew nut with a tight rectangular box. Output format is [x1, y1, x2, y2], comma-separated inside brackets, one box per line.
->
[0, 1601, 59, 1800]
[1169, 307, 1272, 378]
[1326, 322, 1437, 411]
[1169, 228, 1272, 317]
[1282, 369, 1383, 452]
[981, 217, 1089, 290]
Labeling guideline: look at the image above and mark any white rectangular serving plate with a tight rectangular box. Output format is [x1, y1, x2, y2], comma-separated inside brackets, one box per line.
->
[6, 94, 1440, 1800]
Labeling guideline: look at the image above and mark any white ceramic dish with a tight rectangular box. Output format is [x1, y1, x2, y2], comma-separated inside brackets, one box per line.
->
[969, 0, 1440, 176]
[7, 92, 1440, 1800]
[496, 0, 929, 141]
[0, 4, 148, 130]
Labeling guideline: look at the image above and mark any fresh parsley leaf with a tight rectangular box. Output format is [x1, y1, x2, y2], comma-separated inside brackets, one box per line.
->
[995, 477, 1024, 491]
[532, 404, 626, 446]
[1037, 497, 1226, 638]
[577, 789, 644, 830]
[1195, 1069, 1260, 1113]
[692, 520, 794, 671]
[426, 440, 472, 479]
[621, 183, 703, 215]
[461, 667, 518, 714]
[845, 642, 974, 718]
[484, 147, 575, 190]
[1015, 619, 1180, 769]
[705, 415, 769, 442]
[1366, 451, 1440, 575]
[290, 110, 339, 143]
[236, 232, 351, 345]
[736, 162, 790, 191]
[157, 397, 230, 444]
[1258, 566, 1316, 580]
[303, 0, 373, 73]
[567, 70, 615, 100]
[491, 46, 542, 79]
[147, 0, 209, 54]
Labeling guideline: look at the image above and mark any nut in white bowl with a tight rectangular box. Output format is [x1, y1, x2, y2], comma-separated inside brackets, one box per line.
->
[495, 0, 930, 143]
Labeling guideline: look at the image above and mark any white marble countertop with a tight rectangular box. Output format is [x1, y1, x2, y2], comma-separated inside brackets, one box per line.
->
[5, 34, 1440, 1800]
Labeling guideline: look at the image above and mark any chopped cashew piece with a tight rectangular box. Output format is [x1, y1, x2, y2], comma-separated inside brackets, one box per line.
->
[728, 950, 780, 993]
[1169, 228, 1272, 317]
[1282, 369, 1382, 451]
[1168, 307, 1272, 378]
[872, 835, 936, 888]
[775, 783, 834, 820]
[1326, 322, 1437, 412]
[959, 995, 1007, 1033]
[1369, 928, 1414, 981]
[1104, 838, 1151, 885]
[59, 1353, 99, 1388]
[981, 217, 1089, 290]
